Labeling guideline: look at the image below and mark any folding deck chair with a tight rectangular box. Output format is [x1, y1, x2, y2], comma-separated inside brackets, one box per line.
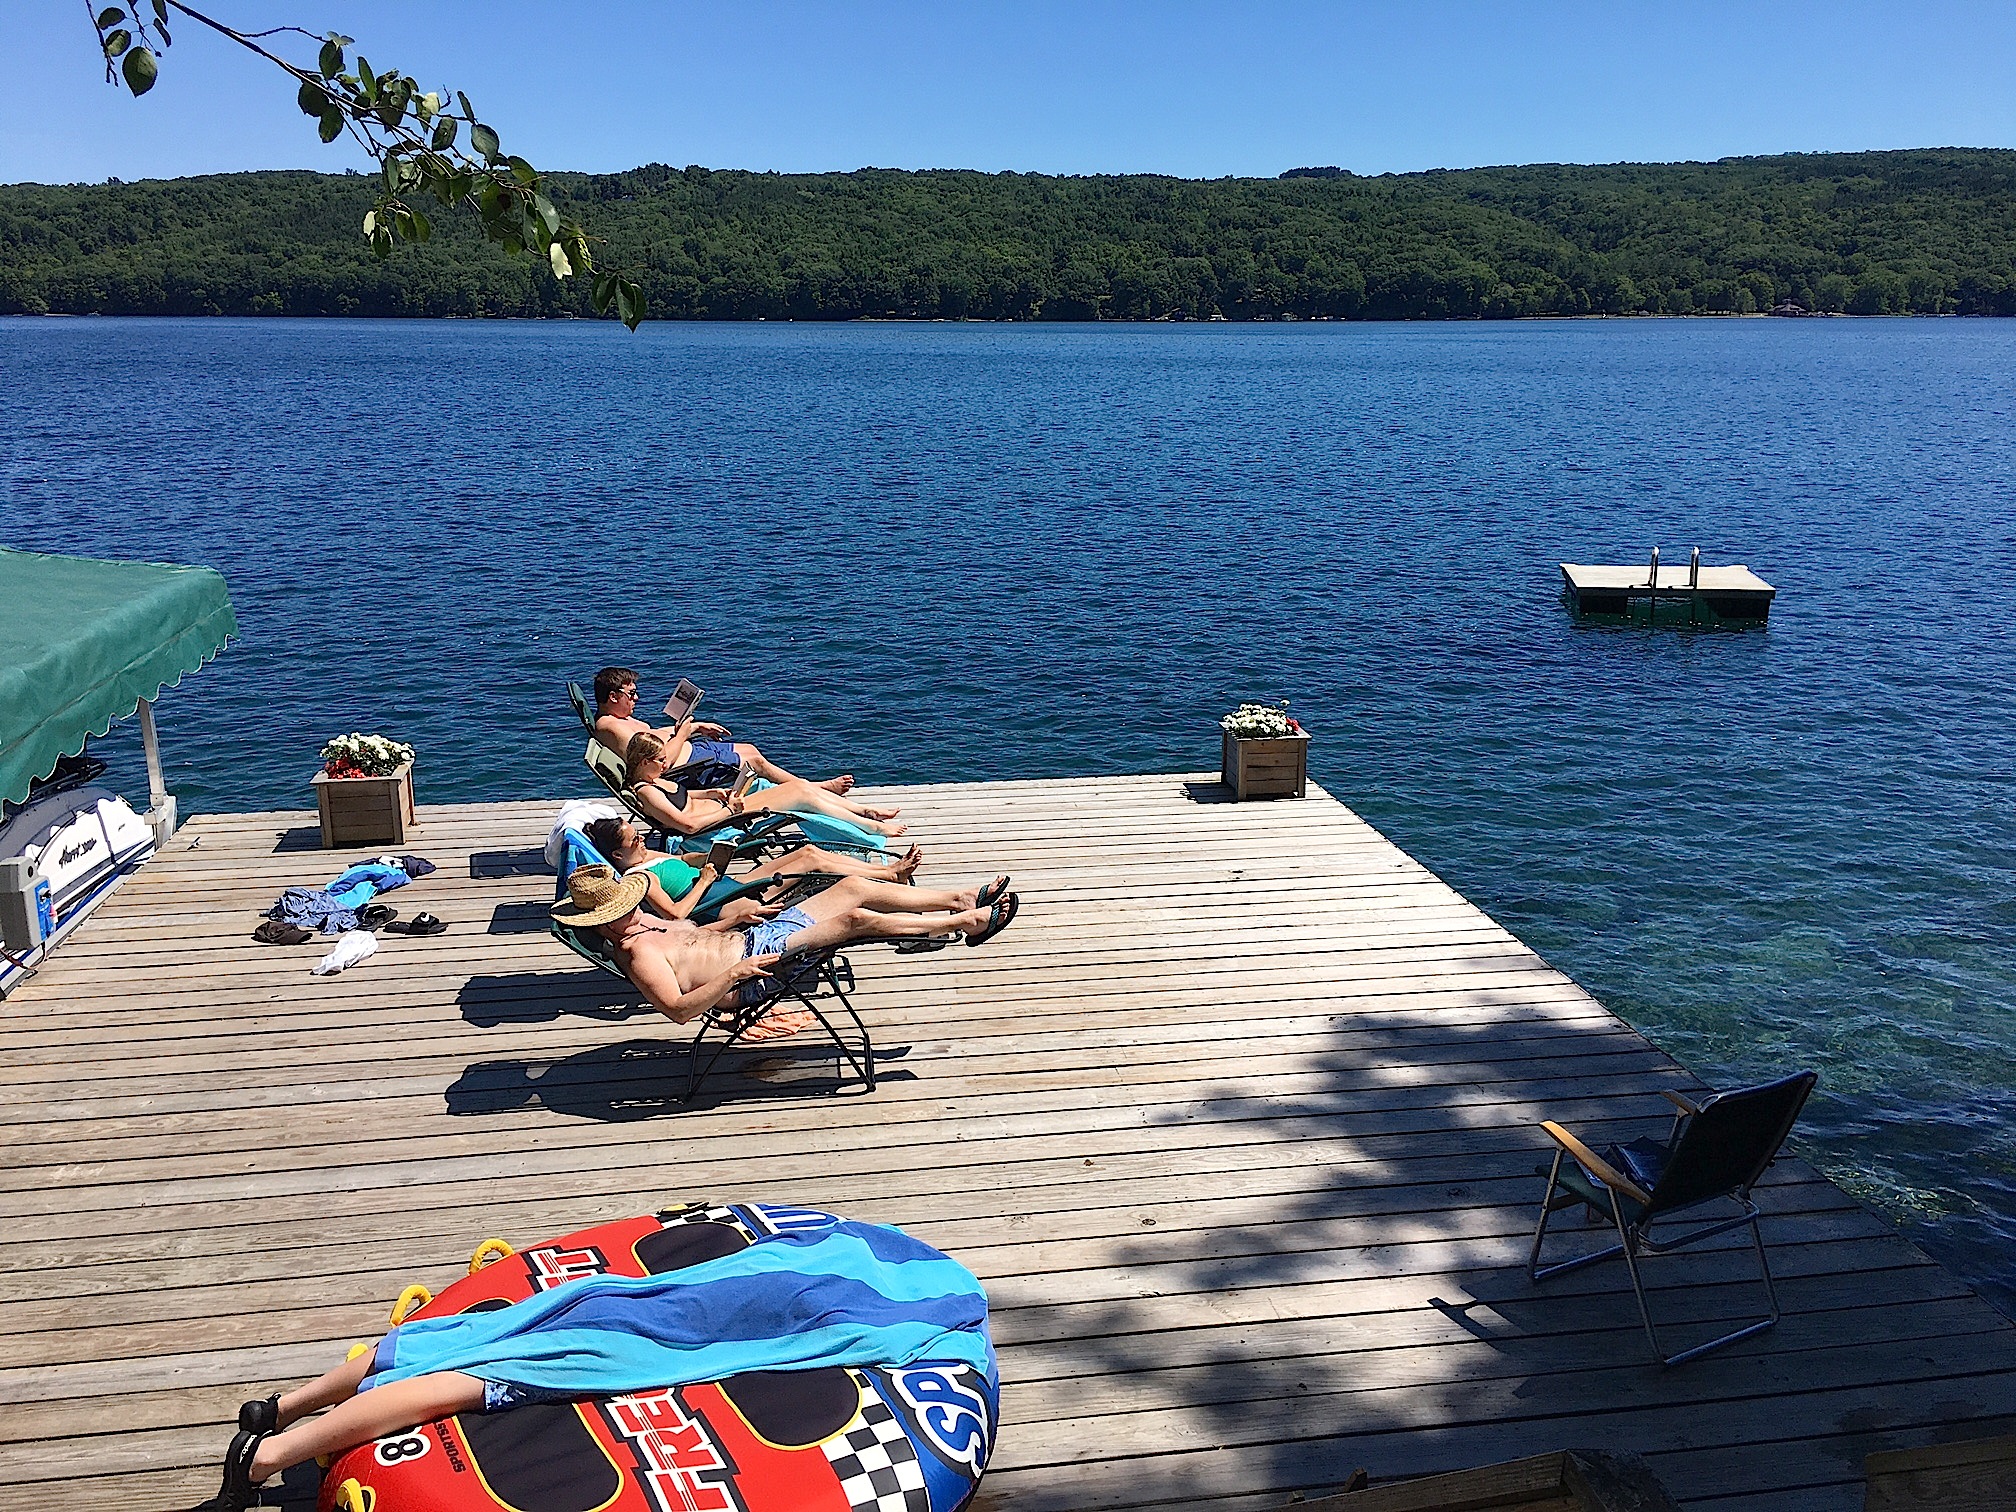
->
[1527, 1070, 1818, 1365]
[545, 829, 899, 1102]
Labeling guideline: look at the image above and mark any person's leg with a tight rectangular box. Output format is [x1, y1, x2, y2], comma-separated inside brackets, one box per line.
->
[249, 1372, 487, 1481]
[747, 779, 906, 836]
[733, 741, 855, 793]
[786, 900, 993, 950]
[271, 1343, 376, 1428]
[791, 875, 994, 921]
[752, 843, 916, 885]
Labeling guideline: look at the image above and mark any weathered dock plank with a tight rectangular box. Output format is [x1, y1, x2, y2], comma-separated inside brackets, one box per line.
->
[1, 773, 2008, 1511]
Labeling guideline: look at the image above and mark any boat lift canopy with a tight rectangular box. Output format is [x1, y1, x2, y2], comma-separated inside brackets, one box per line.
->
[0, 547, 236, 823]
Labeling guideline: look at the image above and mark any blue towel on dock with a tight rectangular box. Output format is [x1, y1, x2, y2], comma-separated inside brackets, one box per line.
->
[363, 1216, 993, 1395]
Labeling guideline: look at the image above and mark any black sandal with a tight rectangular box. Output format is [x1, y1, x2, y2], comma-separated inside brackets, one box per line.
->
[216, 1428, 267, 1510]
[236, 1393, 279, 1434]
[975, 875, 1011, 908]
[385, 912, 447, 936]
[966, 892, 1019, 947]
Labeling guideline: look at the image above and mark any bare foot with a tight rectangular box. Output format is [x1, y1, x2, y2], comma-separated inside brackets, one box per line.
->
[876, 819, 910, 838]
[893, 845, 923, 883]
[820, 774, 857, 795]
[742, 1008, 815, 1043]
[860, 805, 902, 821]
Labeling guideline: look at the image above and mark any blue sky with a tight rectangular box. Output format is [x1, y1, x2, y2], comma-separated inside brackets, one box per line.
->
[5, 2, 2013, 184]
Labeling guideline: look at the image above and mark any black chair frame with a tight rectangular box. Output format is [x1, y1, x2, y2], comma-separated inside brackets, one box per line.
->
[1527, 1071, 1817, 1366]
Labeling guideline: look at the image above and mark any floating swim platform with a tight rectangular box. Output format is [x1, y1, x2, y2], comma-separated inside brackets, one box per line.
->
[320, 1203, 996, 1512]
[1561, 550, 1776, 623]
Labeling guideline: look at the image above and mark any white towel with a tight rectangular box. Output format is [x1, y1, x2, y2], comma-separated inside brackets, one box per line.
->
[312, 929, 379, 976]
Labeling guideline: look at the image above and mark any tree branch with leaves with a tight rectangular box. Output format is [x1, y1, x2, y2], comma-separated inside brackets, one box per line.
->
[86, 1, 646, 327]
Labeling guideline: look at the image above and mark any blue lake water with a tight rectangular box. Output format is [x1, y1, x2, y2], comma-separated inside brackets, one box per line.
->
[4, 315, 2014, 1309]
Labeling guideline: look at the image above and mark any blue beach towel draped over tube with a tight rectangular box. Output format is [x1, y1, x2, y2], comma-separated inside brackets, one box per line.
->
[362, 1218, 995, 1396]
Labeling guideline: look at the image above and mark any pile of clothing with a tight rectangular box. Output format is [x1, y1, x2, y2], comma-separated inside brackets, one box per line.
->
[255, 854, 442, 973]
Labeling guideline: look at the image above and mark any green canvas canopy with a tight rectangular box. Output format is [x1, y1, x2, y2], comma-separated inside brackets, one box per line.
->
[0, 548, 236, 810]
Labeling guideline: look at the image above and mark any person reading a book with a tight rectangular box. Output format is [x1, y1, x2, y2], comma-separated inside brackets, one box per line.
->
[582, 816, 923, 921]
[624, 732, 909, 840]
[551, 863, 1018, 1037]
[590, 665, 852, 794]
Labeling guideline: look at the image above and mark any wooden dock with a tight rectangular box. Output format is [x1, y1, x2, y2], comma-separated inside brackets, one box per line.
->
[2, 773, 2011, 1511]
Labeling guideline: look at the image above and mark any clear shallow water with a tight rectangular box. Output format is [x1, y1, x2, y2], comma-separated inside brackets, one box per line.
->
[4, 316, 2014, 1307]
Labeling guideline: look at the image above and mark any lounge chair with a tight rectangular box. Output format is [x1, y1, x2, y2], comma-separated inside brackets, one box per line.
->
[545, 829, 885, 1102]
[1526, 1070, 1818, 1365]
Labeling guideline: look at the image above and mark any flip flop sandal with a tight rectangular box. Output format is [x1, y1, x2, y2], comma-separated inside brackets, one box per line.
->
[354, 904, 398, 930]
[386, 912, 447, 936]
[975, 875, 1012, 908]
[251, 921, 313, 945]
[893, 935, 952, 954]
[967, 891, 1019, 947]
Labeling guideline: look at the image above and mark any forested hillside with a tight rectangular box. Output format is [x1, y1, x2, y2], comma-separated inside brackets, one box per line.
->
[4, 148, 2013, 321]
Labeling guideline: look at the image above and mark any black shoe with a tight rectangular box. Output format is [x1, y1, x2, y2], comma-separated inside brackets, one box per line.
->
[216, 1429, 266, 1510]
[355, 903, 398, 930]
[236, 1394, 279, 1434]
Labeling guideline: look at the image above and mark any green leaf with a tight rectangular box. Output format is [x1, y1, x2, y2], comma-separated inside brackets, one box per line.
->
[456, 91, 474, 119]
[318, 40, 343, 78]
[318, 107, 344, 143]
[469, 123, 500, 162]
[362, 210, 376, 236]
[297, 80, 329, 117]
[615, 277, 644, 330]
[356, 56, 376, 102]
[103, 29, 131, 58]
[407, 207, 431, 243]
[120, 46, 156, 95]
[548, 242, 572, 278]
[381, 156, 401, 194]
[507, 155, 537, 186]
[325, 31, 354, 45]
[532, 193, 559, 237]
[430, 116, 457, 151]
[417, 92, 439, 124]
[95, 8, 125, 28]
[592, 272, 617, 312]
[150, 0, 166, 21]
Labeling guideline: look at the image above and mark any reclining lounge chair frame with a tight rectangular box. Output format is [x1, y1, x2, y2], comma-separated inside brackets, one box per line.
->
[1526, 1070, 1818, 1367]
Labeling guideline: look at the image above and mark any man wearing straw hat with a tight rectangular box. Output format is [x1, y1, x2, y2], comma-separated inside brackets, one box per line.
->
[552, 864, 1018, 1040]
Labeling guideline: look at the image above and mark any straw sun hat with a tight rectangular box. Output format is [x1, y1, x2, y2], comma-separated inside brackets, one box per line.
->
[551, 863, 648, 926]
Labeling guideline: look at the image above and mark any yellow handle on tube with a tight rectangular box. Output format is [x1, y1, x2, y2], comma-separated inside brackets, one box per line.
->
[388, 1284, 432, 1325]
[468, 1237, 515, 1274]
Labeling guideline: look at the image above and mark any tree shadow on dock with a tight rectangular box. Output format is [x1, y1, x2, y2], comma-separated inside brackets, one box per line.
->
[446, 1038, 913, 1121]
[963, 966, 2007, 1510]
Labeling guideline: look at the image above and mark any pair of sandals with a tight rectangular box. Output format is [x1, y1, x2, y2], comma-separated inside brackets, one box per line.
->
[969, 877, 1019, 947]
[250, 911, 447, 945]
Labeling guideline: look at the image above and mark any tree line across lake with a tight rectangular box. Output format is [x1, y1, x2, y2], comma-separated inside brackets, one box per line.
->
[4, 148, 2014, 323]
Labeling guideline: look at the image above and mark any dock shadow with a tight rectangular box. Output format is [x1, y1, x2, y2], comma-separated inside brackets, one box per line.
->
[447, 1038, 914, 1121]
[471, 847, 550, 879]
[271, 824, 327, 853]
[1180, 779, 1238, 804]
[457, 969, 645, 1027]
[489, 900, 556, 935]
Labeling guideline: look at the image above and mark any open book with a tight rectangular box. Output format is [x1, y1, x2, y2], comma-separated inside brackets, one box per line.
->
[661, 677, 703, 725]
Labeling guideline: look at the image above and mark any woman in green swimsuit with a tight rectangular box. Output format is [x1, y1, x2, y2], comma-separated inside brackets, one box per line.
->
[582, 817, 922, 921]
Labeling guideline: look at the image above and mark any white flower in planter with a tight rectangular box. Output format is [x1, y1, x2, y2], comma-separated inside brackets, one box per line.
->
[1220, 702, 1302, 739]
[321, 731, 415, 777]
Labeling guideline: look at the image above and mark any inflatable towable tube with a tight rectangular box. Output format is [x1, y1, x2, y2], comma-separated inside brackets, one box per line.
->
[319, 1203, 997, 1512]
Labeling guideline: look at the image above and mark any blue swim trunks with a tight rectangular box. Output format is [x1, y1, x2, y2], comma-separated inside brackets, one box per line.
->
[360, 1331, 574, 1415]
[741, 905, 813, 960]
[680, 738, 742, 790]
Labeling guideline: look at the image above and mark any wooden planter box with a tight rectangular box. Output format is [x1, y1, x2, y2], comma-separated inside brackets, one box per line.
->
[1221, 731, 1310, 800]
[313, 762, 416, 848]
